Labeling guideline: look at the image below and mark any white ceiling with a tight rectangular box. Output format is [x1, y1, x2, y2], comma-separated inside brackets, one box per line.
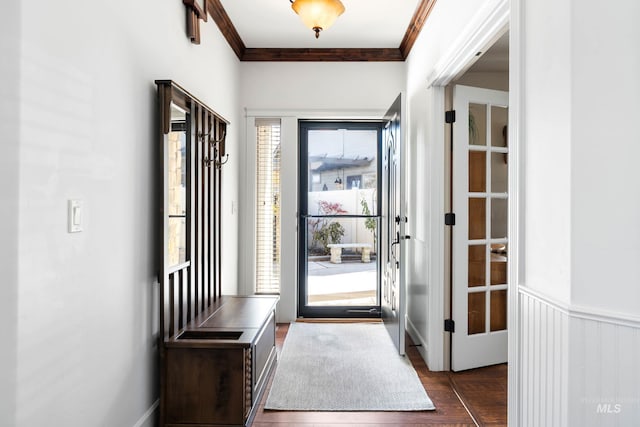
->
[219, 0, 422, 49]
[469, 32, 509, 73]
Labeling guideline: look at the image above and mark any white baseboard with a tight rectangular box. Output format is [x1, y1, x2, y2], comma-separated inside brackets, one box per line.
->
[406, 316, 430, 367]
[133, 399, 159, 427]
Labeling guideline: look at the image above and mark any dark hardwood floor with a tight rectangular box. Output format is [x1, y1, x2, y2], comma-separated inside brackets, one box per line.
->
[251, 323, 507, 427]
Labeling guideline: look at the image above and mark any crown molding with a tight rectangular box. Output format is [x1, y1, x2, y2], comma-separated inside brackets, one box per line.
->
[242, 48, 403, 62]
[207, 0, 436, 62]
[399, 0, 437, 59]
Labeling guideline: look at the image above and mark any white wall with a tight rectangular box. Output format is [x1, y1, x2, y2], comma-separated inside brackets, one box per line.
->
[241, 62, 405, 112]
[12, 1, 240, 426]
[0, 2, 20, 425]
[517, 0, 640, 424]
[569, 0, 640, 316]
[523, 0, 573, 304]
[403, 0, 507, 371]
[240, 62, 405, 322]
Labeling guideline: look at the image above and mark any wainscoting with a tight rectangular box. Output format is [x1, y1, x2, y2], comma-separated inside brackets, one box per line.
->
[519, 289, 569, 426]
[518, 288, 640, 427]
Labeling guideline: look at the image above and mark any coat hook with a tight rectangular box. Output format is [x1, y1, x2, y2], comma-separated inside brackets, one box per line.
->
[208, 129, 227, 148]
[215, 154, 229, 169]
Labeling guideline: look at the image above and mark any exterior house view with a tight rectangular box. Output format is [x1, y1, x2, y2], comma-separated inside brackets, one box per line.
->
[1, 0, 639, 426]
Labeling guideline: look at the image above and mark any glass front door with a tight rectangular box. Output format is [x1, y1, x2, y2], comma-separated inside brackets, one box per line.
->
[298, 122, 382, 318]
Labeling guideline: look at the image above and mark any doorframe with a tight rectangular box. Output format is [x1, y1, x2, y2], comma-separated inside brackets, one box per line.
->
[423, 0, 521, 423]
[296, 120, 384, 319]
[242, 108, 386, 324]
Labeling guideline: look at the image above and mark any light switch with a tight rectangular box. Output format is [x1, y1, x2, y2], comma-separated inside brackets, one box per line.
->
[68, 200, 83, 233]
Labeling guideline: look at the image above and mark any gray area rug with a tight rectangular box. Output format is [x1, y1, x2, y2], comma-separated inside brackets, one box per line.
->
[264, 322, 436, 411]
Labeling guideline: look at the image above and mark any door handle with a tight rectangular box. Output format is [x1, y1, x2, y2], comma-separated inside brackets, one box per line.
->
[392, 233, 411, 246]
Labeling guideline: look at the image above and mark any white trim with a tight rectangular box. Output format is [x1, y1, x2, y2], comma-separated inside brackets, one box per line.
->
[428, 86, 446, 371]
[519, 286, 640, 329]
[508, 0, 524, 424]
[132, 399, 158, 427]
[243, 108, 393, 323]
[275, 116, 299, 322]
[426, 0, 509, 88]
[406, 315, 430, 365]
[239, 116, 258, 296]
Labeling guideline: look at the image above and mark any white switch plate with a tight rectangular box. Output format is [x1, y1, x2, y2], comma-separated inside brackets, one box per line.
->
[68, 200, 83, 233]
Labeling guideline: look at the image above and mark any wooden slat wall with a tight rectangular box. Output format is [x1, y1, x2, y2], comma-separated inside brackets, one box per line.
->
[216, 121, 225, 298]
[156, 80, 229, 342]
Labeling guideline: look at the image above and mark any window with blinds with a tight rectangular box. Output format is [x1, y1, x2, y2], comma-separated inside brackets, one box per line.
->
[255, 119, 281, 294]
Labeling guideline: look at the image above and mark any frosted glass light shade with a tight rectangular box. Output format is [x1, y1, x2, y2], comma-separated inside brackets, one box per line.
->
[291, 0, 345, 38]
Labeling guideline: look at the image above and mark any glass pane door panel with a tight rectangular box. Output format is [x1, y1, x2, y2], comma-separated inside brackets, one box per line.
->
[469, 151, 486, 192]
[469, 103, 487, 146]
[491, 106, 508, 147]
[490, 290, 507, 331]
[491, 152, 508, 192]
[306, 217, 378, 307]
[469, 198, 486, 239]
[491, 198, 508, 239]
[468, 292, 486, 335]
[468, 245, 486, 287]
[490, 251, 507, 286]
[307, 129, 378, 215]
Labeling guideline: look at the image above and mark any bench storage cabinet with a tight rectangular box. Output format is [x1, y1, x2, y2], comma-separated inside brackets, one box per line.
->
[162, 296, 278, 427]
[156, 82, 276, 427]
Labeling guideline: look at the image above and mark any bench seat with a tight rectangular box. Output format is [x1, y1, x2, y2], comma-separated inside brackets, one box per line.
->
[326, 243, 373, 263]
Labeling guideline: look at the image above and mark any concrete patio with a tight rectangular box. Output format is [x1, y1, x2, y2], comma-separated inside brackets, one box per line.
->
[307, 259, 377, 306]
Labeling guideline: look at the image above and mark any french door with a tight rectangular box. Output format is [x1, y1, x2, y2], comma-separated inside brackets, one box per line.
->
[298, 122, 382, 318]
[451, 85, 509, 371]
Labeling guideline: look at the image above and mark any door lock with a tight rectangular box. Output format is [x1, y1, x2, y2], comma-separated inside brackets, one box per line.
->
[395, 215, 408, 224]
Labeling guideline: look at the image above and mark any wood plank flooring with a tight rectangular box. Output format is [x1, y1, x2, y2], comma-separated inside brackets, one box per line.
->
[251, 323, 507, 427]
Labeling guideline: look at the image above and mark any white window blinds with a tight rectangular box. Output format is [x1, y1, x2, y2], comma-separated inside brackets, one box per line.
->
[255, 119, 281, 294]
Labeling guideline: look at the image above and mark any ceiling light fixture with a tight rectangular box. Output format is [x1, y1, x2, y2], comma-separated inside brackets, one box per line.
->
[290, 0, 345, 39]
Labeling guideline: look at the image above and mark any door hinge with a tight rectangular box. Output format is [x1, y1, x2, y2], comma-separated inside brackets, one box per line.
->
[445, 110, 456, 124]
[444, 319, 455, 333]
[445, 213, 456, 226]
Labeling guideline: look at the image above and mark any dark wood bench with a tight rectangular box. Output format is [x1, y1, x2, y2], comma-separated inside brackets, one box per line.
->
[162, 295, 278, 427]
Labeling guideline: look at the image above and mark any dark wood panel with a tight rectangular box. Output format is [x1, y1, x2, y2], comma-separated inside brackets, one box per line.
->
[162, 297, 278, 426]
[165, 347, 246, 425]
[399, 0, 438, 59]
[200, 297, 279, 329]
[242, 48, 403, 62]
